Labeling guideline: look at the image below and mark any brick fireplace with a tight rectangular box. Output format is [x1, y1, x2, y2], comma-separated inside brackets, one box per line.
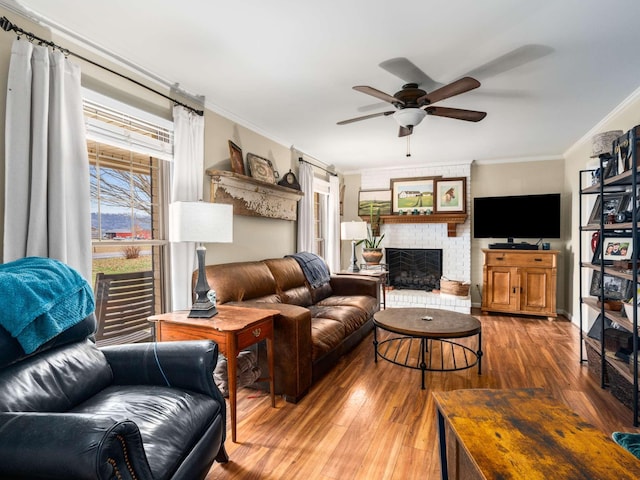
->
[361, 162, 472, 313]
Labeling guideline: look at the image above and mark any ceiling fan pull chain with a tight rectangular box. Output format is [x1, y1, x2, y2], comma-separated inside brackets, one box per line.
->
[406, 136, 411, 157]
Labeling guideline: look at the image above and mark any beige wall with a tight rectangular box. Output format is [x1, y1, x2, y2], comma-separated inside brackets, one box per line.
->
[0, 6, 297, 266]
[470, 159, 567, 310]
[564, 95, 640, 325]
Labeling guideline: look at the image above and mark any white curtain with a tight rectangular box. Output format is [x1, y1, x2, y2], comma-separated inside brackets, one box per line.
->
[170, 105, 205, 310]
[297, 160, 315, 252]
[326, 175, 341, 272]
[4, 39, 91, 280]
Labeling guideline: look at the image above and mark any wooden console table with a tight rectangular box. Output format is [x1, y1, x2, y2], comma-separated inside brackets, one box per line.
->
[149, 305, 275, 443]
[433, 388, 640, 480]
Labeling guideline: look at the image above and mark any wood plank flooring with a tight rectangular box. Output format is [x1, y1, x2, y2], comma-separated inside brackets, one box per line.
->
[206, 311, 640, 479]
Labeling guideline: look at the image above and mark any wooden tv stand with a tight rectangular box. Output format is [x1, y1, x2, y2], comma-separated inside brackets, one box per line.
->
[481, 249, 558, 320]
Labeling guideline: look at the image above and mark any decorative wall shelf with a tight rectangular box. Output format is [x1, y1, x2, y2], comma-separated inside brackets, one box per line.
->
[360, 213, 468, 237]
[206, 169, 303, 221]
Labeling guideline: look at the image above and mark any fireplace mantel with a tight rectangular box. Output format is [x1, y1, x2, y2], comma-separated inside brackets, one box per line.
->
[361, 213, 467, 237]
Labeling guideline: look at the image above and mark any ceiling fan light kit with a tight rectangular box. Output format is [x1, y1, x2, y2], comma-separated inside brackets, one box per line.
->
[393, 108, 426, 128]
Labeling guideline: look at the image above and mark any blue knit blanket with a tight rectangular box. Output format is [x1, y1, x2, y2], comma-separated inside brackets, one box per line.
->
[0, 257, 95, 354]
[286, 252, 330, 288]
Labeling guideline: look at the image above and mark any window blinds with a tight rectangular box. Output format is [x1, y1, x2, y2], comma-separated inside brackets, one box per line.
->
[83, 90, 174, 161]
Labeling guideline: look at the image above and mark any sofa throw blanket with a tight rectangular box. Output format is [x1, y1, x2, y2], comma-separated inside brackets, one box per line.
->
[286, 252, 330, 288]
[0, 257, 95, 354]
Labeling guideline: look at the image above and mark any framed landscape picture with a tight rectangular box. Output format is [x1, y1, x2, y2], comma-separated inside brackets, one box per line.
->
[390, 176, 441, 213]
[358, 189, 392, 217]
[434, 177, 467, 213]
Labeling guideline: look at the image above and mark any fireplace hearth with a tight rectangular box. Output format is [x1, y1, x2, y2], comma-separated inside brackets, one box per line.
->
[386, 248, 443, 291]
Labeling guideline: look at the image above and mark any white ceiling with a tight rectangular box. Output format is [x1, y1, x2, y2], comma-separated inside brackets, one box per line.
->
[6, 0, 640, 171]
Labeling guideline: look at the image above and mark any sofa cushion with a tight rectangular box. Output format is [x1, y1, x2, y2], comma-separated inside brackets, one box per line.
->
[0, 339, 112, 412]
[310, 318, 345, 361]
[309, 305, 370, 336]
[265, 258, 313, 306]
[203, 261, 279, 303]
[316, 295, 379, 318]
[73, 385, 221, 480]
[310, 282, 333, 304]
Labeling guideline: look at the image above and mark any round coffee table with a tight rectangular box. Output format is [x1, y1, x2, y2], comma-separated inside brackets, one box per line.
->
[373, 307, 482, 389]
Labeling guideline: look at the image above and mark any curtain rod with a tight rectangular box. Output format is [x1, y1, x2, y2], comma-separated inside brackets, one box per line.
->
[0, 16, 204, 116]
[298, 157, 337, 176]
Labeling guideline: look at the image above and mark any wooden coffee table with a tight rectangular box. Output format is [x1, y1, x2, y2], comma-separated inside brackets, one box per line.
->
[373, 307, 482, 388]
[433, 388, 640, 480]
[149, 305, 275, 443]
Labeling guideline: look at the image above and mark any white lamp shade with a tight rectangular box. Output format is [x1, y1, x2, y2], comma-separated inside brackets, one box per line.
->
[340, 221, 368, 240]
[393, 108, 427, 128]
[169, 201, 233, 243]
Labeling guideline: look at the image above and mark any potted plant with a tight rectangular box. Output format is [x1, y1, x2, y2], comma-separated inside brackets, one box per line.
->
[357, 207, 384, 264]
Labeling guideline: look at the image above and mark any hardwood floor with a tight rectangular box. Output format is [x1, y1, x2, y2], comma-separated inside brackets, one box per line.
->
[206, 311, 640, 479]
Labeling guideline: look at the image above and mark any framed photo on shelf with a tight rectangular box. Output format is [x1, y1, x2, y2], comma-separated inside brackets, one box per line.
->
[433, 177, 467, 214]
[592, 233, 634, 265]
[603, 157, 617, 179]
[358, 189, 392, 216]
[390, 176, 441, 213]
[587, 193, 631, 225]
[228, 140, 245, 175]
[589, 270, 634, 300]
[246, 153, 278, 183]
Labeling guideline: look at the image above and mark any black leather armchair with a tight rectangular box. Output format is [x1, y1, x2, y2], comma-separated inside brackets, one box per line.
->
[0, 314, 228, 480]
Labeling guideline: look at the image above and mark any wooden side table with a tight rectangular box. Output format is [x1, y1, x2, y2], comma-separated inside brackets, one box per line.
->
[337, 268, 388, 309]
[149, 305, 275, 443]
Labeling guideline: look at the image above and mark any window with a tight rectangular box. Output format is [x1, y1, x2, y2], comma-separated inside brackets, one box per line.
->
[313, 178, 330, 257]
[84, 91, 173, 314]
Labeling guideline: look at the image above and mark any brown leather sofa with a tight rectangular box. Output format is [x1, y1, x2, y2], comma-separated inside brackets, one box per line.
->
[201, 257, 380, 403]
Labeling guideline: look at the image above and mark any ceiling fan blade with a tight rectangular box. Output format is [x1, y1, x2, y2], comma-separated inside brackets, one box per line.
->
[398, 125, 413, 137]
[417, 77, 481, 105]
[337, 110, 395, 125]
[425, 106, 487, 122]
[353, 86, 404, 105]
[464, 44, 554, 80]
[379, 57, 441, 92]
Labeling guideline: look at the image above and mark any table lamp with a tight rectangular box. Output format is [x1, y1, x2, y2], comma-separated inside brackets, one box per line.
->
[341, 221, 368, 273]
[169, 201, 233, 317]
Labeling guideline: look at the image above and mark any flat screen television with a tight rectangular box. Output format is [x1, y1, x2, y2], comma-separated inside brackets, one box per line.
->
[473, 193, 561, 240]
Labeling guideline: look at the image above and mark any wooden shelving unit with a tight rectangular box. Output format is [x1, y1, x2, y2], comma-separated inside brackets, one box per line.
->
[579, 125, 640, 425]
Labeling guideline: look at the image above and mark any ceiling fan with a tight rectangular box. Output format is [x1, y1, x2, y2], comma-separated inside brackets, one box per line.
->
[337, 77, 487, 137]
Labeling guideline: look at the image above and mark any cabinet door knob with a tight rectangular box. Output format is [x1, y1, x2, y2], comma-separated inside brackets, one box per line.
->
[252, 328, 261, 337]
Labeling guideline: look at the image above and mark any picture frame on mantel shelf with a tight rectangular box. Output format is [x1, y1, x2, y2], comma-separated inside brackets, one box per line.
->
[228, 140, 245, 175]
[434, 177, 467, 214]
[358, 189, 392, 216]
[390, 176, 441, 213]
[247, 153, 278, 184]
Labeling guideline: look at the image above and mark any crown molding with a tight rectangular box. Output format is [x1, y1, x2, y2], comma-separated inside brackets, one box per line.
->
[563, 84, 640, 158]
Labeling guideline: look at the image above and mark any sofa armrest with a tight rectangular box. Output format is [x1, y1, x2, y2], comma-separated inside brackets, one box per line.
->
[330, 275, 380, 300]
[0, 412, 153, 480]
[101, 340, 222, 399]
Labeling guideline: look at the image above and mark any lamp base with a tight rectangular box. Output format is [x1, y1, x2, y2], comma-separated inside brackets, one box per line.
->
[188, 301, 218, 318]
